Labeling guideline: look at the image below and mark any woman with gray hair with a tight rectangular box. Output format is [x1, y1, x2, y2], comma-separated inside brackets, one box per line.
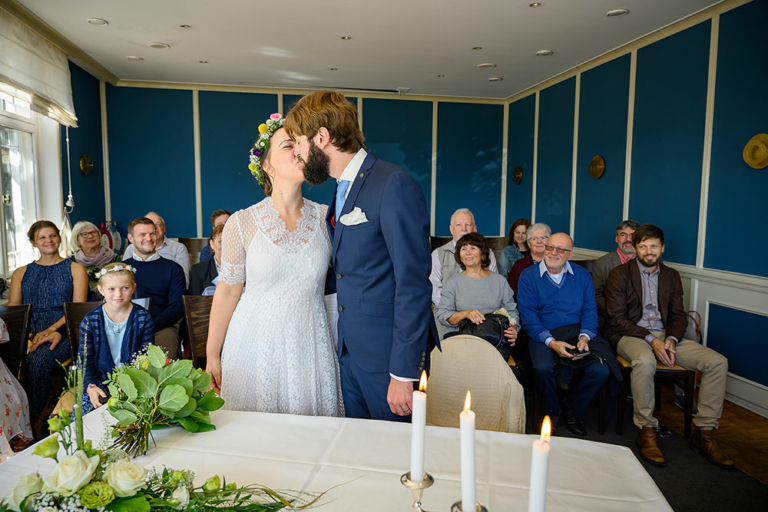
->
[69, 221, 120, 292]
[506, 222, 551, 297]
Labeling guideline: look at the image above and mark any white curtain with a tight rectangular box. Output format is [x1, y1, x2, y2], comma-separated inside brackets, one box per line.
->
[0, 9, 77, 127]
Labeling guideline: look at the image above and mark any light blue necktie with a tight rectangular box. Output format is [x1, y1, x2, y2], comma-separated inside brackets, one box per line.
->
[335, 180, 350, 221]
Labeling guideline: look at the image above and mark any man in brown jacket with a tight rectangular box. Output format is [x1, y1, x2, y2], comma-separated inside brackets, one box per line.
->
[604, 224, 733, 469]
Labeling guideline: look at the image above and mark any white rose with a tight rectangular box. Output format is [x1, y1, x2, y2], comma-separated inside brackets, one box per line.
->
[172, 486, 189, 509]
[42, 450, 99, 496]
[4, 473, 43, 512]
[104, 459, 147, 497]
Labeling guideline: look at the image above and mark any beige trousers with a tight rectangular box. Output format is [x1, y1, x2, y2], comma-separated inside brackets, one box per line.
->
[617, 330, 727, 430]
[154, 324, 180, 359]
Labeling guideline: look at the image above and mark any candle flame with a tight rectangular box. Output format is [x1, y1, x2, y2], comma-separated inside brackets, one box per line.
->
[541, 416, 551, 443]
[419, 370, 427, 392]
[464, 390, 471, 411]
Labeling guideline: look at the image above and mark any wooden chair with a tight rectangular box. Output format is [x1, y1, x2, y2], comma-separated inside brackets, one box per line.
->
[615, 355, 695, 437]
[63, 302, 103, 362]
[182, 295, 213, 368]
[0, 304, 32, 384]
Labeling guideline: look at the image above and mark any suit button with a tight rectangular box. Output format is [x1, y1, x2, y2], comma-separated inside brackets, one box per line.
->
[336, 273, 342, 279]
[421, 351, 426, 356]
[338, 305, 343, 312]
[359, 172, 364, 178]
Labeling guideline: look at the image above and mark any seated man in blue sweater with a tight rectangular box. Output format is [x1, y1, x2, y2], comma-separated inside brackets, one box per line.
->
[125, 217, 186, 358]
[517, 232, 616, 436]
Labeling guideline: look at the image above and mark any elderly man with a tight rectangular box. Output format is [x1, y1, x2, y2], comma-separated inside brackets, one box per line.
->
[430, 208, 497, 307]
[125, 217, 186, 358]
[517, 233, 618, 435]
[123, 212, 191, 286]
[604, 224, 732, 469]
[592, 220, 641, 331]
[199, 209, 231, 263]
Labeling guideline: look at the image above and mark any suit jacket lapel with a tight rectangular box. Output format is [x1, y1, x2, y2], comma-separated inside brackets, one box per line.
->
[327, 186, 337, 241]
[629, 259, 644, 316]
[658, 262, 670, 320]
[332, 152, 376, 255]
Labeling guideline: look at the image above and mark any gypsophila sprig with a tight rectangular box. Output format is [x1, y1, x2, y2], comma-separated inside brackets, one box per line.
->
[248, 113, 285, 186]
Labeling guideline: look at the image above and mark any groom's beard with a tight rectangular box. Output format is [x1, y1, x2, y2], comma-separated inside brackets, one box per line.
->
[302, 139, 331, 185]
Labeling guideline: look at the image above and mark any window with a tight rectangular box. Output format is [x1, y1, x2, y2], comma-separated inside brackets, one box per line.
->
[0, 91, 31, 119]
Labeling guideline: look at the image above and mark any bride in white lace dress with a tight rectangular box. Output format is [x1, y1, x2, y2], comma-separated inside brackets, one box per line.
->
[205, 114, 343, 417]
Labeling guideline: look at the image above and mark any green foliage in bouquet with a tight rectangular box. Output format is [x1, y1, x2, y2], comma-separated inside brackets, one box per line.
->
[106, 345, 224, 457]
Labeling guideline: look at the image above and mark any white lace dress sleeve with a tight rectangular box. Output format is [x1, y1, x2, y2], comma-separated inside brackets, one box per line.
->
[219, 210, 250, 285]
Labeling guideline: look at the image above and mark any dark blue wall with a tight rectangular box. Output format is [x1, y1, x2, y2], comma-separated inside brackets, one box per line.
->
[575, 56, 630, 251]
[708, 304, 768, 387]
[364, 99, 432, 214]
[505, 95, 535, 233]
[629, 22, 711, 266]
[106, 86, 196, 237]
[705, 0, 768, 278]
[199, 91, 277, 235]
[536, 77, 575, 235]
[436, 103, 504, 237]
[62, 62, 105, 226]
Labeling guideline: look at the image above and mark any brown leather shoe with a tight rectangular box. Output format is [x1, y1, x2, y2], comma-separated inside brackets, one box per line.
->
[690, 427, 735, 470]
[637, 427, 666, 466]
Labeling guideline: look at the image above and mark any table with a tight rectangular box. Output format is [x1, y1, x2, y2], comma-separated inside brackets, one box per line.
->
[0, 408, 671, 511]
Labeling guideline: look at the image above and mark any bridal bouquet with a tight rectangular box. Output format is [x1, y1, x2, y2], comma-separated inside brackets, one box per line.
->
[105, 345, 224, 457]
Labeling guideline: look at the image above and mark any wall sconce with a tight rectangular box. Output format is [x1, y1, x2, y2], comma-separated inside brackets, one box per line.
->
[589, 155, 605, 179]
[512, 166, 523, 184]
[743, 134, 768, 169]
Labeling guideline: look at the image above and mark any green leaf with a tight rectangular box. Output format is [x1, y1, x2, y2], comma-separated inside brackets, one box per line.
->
[167, 377, 193, 395]
[174, 396, 197, 418]
[158, 408, 176, 419]
[192, 371, 212, 392]
[197, 389, 216, 408]
[198, 396, 224, 412]
[196, 423, 216, 433]
[158, 384, 188, 412]
[117, 373, 137, 401]
[188, 409, 212, 424]
[147, 365, 161, 381]
[106, 495, 151, 512]
[158, 360, 193, 386]
[147, 345, 166, 368]
[110, 408, 138, 427]
[125, 367, 159, 398]
[108, 384, 119, 398]
[175, 417, 199, 432]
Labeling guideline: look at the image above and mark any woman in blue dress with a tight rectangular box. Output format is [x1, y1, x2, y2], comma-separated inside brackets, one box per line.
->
[8, 221, 88, 425]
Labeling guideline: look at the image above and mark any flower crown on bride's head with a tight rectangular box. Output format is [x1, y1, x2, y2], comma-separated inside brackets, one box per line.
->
[248, 113, 285, 186]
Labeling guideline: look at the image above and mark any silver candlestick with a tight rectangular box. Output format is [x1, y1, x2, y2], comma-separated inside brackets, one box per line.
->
[400, 472, 435, 511]
[450, 501, 488, 512]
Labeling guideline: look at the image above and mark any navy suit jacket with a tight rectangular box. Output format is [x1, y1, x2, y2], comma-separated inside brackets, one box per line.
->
[327, 152, 438, 378]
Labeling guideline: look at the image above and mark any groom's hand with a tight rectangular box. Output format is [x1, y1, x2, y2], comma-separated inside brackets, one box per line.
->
[388, 378, 413, 416]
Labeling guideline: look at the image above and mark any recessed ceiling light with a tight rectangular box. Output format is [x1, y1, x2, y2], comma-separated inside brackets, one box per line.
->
[437, 74, 446, 78]
[606, 8, 630, 17]
[341, 36, 352, 40]
[529, 2, 542, 7]
[329, 68, 338, 71]
[180, 24, 192, 29]
[489, 77, 503, 82]
[148, 42, 170, 49]
[87, 18, 109, 26]
[199, 60, 208, 64]
[472, 46, 483, 51]
[477, 63, 496, 69]
[535, 50, 554, 57]
[126, 56, 144, 61]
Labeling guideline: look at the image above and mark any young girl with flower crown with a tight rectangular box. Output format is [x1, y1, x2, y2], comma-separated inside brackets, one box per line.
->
[78, 262, 155, 414]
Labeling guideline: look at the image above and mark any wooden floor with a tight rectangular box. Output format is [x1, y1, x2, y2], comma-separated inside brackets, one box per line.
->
[655, 384, 768, 485]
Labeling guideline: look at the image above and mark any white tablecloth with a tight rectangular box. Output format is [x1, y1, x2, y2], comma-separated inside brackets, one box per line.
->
[0, 408, 671, 511]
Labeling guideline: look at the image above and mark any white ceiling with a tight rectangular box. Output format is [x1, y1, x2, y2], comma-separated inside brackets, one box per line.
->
[18, 0, 721, 99]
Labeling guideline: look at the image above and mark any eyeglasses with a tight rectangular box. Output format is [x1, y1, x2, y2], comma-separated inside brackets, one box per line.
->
[529, 237, 548, 242]
[544, 245, 573, 255]
[79, 231, 99, 238]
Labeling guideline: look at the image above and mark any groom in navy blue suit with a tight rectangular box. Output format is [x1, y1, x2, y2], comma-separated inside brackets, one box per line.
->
[286, 91, 438, 421]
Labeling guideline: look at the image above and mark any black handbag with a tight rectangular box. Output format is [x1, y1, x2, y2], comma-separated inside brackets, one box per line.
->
[455, 313, 510, 348]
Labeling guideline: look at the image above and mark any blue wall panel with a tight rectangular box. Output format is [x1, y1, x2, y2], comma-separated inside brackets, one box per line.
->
[575, 56, 630, 251]
[436, 103, 504, 237]
[536, 77, 575, 235]
[505, 95, 535, 234]
[707, 305, 768, 387]
[364, 99, 432, 214]
[705, 0, 768, 277]
[107, 86, 196, 237]
[62, 62, 104, 226]
[630, 22, 710, 266]
[199, 91, 277, 235]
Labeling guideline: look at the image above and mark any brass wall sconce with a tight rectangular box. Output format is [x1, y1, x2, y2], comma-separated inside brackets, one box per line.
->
[80, 154, 94, 176]
[743, 134, 768, 169]
[512, 166, 523, 185]
[589, 155, 605, 179]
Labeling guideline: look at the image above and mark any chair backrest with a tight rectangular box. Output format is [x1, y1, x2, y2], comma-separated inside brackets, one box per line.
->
[0, 304, 32, 383]
[63, 302, 103, 362]
[427, 334, 525, 433]
[131, 297, 151, 311]
[182, 295, 213, 367]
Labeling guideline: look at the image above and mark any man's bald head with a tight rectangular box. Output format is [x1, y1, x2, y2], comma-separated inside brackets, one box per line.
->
[543, 232, 574, 273]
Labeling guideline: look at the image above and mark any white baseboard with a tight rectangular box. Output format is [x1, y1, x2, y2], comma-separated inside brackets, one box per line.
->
[725, 374, 768, 419]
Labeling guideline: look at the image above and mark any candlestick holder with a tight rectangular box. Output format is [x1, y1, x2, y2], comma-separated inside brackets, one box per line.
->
[400, 472, 435, 511]
[450, 501, 488, 512]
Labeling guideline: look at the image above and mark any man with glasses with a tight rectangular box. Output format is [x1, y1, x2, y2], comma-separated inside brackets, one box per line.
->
[517, 233, 618, 435]
[592, 220, 641, 331]
[604, 224, 732, 468]
[123, 211, 191, 286]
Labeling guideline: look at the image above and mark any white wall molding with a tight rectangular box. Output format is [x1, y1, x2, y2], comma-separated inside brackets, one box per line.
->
[192, 90, 203, 238]
[531, 92, 540, 223]
[277, 93, 283, 115]
[357, 96, 363, 132]
[430, 101, 437, 236]
[725, 374, 768, 418]
[569, 74, 580, 239]
[499, 102, 509, 237]
[99, 80, 111, 221]
[623, 50, 637, 220]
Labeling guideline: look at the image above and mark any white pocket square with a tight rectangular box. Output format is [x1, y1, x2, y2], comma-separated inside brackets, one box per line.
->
[339, 207, 369, 226]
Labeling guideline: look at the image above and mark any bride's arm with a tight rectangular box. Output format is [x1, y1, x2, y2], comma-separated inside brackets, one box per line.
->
[206, 282, 243, 394]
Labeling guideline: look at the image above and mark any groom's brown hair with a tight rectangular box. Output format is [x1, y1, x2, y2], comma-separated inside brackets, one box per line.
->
[285, 91, 366, 154]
